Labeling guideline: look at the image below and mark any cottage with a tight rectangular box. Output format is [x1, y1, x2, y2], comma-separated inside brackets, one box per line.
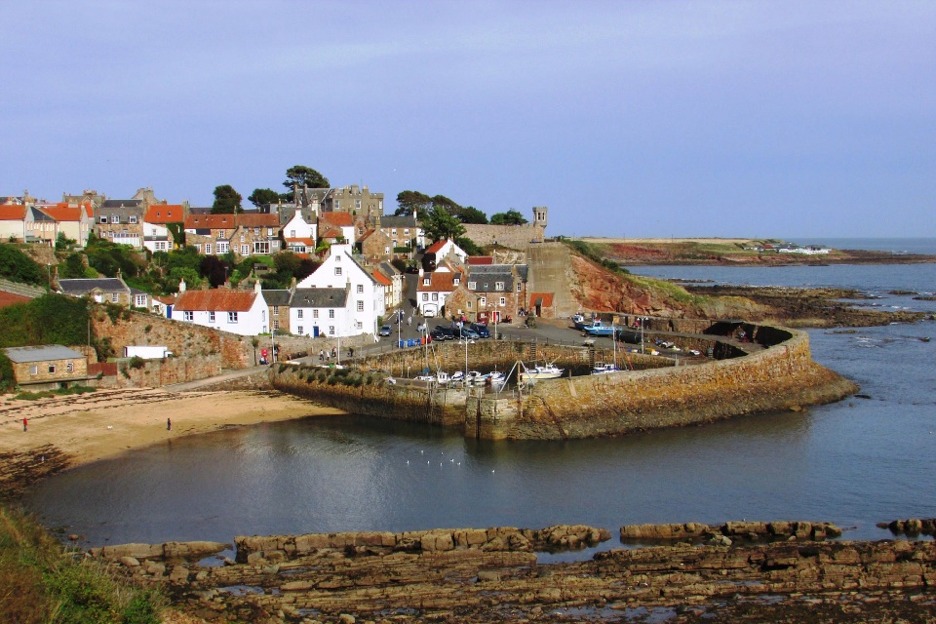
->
[173, 281, 269, 336]
[3, 344, 88, 390]
[288, 287, 349, 338]
[57, 277, 134, 306]
[143, 204, 185, 253]
[416, 269, 464, 318]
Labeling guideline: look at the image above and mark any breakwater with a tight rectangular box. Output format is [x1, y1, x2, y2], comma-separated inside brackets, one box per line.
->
[272, 323, 858, 440]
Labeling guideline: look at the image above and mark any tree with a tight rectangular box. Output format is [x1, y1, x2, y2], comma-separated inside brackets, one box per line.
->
[199, 255, 230, 288]
[248, 188, 280, 210]
[211, 185, 242, 214]
[0, 243, 46, 285]
[420, 206, 465, 243]
[395, 190, 432, 216]
[456, 206, 488, 224]
[490, 209, 528, 225]
[283, 165, 329, 197]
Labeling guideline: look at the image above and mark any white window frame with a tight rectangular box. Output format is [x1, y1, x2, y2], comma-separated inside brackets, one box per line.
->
[183, 311, 194, 321]
[228, 311, 238, 323]
[209, 311, 216, 322]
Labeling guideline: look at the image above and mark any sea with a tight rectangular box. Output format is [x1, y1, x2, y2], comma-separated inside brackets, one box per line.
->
[23, 238, 936, 556]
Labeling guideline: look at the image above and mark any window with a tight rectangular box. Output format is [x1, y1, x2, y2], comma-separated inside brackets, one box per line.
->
[297, 309, 304, 319]
[495, 281, 505, 291]
[267, 227, 274, 236]
[240, 234, 245, 242]
[313, 309, 319, 319]
[218, 230, 226, 238]
[184, 311, 194, 321]
[135, 295, 147, 307]
[297, 325, 303, 335]
[432, 293, 438, 301]
[392, 239, 398, 247]
[467, 300, 472, 309]
[254, 241, 270, 254]
[454, 278, 460, 286]
[468, 281, 476, 290]
[29, 365, 38, 375]
[334, 267, 343, 276]
[272, 306, 279, 317]
[499, 297, 506, 306]
[254, 227, 260, 235]
[111, 293, 119, 303]
[423, 278, 430, 286]
[205, 243, 212, 255]
[356, 321, 363, 329]
[99, 216, 108, 224]
[384, 246, 390, 255]
[328, 309, 335, 318]
[356, 300, 364, 312]
[517, 283, 522, 292]
[48, 364, 56, 374]
[209, 311, 216, 322]
[194, 244, 202, 253]
[129, 215, 138, 224]
[290, 229, 296, 238]
[422, 293, 428, 301]
[356, 284, 363, 294]
[479, 296, 487, 306]
[272, 319, 279, 330]
[112, 215, 120, 224]
[217, 242, 229, 254]
[391, 228, 397, 235]
[328, 325, 335, 335]
[241, 245, 250, 255]
[228, 311, 238, 323]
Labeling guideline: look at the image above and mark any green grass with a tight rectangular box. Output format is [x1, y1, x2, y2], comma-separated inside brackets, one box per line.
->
[14, 386, 97, 401]
[0, 505, 164, 624]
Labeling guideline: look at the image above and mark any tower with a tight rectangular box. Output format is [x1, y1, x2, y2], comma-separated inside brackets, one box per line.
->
[532, 206, 548, 242]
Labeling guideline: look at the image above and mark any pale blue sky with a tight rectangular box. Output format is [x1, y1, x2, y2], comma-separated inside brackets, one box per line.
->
[1, 1, 934, 238]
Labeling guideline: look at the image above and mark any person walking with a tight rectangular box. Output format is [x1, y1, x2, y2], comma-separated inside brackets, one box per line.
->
[167, 418, 171, 431]
[23, 417, 27, 432]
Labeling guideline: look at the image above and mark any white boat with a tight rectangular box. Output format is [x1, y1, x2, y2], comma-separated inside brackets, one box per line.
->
[592, 362, 620, 374]
[519, 363, 564, 381]
[465, 370, 483, 385]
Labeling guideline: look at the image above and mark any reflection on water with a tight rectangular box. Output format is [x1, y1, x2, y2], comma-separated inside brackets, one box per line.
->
[24, 264, 936, 548]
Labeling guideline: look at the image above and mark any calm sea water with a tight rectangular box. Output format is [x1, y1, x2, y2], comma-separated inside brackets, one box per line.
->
[24, 241, 936, 551]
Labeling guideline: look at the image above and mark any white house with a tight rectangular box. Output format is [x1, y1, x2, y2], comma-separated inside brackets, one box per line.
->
[416, 269, 464, 318]
[282, 208, 317, 254]
[143, 204, 184, 253]
[173, 280, 269, 336]
[296, 243, 385, 336]
[288, 287, 349, 338]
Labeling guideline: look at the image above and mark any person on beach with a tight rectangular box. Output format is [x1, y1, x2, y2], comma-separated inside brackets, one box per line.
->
[167, 418, 171, 431]
[23, 417, 27, 432]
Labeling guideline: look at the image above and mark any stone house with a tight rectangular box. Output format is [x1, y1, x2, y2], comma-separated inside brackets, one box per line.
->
[377, 214, 424, 250]
[3, 344, 89, 390]
[95, 199, 145, 248]
[296, 243, 384, 337]
[143, 204, 185, 253]
[263, 288, 293, 334]
[447, 264, 529, 323]
[184, 213, 281, 257]
[318, 211, 355, 245]
[288, 287, 349, 338]
[57, 277, 134, 306]
[173, 281, 269, 336]
[321, 185, 384, 224]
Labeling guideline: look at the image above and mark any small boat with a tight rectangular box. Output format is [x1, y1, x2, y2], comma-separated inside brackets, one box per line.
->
[465, 370, 483, 384]
[571, 313, 586, 329]
[583, 321, 614, 337]
[519, 363, 564, 381]
[592, 362, 620, 374]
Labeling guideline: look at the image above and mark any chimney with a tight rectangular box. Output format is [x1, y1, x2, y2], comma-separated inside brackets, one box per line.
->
[179, 278, 187, 293]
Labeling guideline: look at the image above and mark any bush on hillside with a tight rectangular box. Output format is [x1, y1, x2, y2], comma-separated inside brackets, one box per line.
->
[0, 243, 46, 286]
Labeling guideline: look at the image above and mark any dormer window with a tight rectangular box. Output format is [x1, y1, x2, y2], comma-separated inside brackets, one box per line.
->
[454, 278, 460, 286]
[468, 281, 476, 290]
[99, 216, 108, 224]
[495, 282, 505, 290]
[423, 278, 430, 286]
[129, 216, 137, 224]
[112, 215, 120, 224]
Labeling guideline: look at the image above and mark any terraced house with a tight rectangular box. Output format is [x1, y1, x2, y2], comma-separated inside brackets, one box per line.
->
[184, 213, 281, 257]
[95, 198, 145, 248]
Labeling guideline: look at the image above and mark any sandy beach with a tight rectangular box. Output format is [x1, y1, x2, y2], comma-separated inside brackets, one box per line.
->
[0, 388, 345, 469]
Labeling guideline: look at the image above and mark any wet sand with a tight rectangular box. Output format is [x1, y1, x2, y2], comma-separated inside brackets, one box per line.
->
[0, 388, 344, 468]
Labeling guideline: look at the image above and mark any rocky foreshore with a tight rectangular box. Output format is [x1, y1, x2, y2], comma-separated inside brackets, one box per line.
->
[90, 521, 936, 624]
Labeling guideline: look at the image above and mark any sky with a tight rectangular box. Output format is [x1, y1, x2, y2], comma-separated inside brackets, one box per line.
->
[1, 1, 934, 239]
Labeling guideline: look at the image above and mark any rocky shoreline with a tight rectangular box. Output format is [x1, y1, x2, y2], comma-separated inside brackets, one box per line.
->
[89, 521, 936, 624]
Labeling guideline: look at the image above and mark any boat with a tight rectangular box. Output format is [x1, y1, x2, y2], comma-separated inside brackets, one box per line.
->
[571, 313, 586, 329]
[592, 362, 620, 374]
[582, 321, 614, 337]
[519, 363, 564, 382]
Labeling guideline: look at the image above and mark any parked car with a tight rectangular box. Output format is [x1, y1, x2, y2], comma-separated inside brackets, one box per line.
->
[470, 323, 490, 338]
[430, 328, 451, 341]
[379, 325, 392, 337]
[459, 327, 480, 340]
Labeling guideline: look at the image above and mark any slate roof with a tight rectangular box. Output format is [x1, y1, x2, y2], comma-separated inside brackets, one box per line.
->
[466, 264, 528, 292]
[174, 289, 260, 312]
[290, 288, 348, 309]
[262, 289, 293, 306]
[101, 199, 143, 209]
[4, 344, 84, 363]
[58, 278, 130, 296]
[185, 213, 279, 229]
[378, 215, 418, 228]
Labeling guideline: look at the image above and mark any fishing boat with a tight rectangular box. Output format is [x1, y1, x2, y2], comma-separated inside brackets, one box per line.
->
[571, 313, 586, 329]
[592, 362, 620, 374]
[582, 321, 614, 337]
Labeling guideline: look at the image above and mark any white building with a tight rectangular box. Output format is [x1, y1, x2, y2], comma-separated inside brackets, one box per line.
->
[173, 280, 269, 336]
[282, 208, 318, 254]
[296, 243, 385, 337]
[289, 287, 349, 338]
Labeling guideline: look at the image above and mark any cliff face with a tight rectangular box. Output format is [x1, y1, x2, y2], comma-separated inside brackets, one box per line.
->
[566, 252, 766, 320]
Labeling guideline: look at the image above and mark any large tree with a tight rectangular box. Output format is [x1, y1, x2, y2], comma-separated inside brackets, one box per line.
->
[456, 206, 488, 224]
[420, 206, 466, 243]
[248, 188, 280, 210]
[395, 190, 432, 216]
[283, 165, 329, 197]
[211, 184, 242, 214]
[490, 209, 528, 225]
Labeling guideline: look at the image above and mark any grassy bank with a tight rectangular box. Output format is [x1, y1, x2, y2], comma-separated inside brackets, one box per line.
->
[0, 504, 164, 624]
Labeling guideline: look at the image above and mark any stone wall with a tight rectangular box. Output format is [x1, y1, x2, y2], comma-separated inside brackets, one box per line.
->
[461, 223, 546, 250]
[470, 329, 857, 440]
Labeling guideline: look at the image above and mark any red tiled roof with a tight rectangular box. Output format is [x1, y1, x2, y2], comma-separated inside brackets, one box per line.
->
[0, 204, 26, 220]
[37, 202, 90, 222]
[417, 271, 463, 292]
[184, 213, 279, 229]
[467, 256, 493, 265]
[319, 211, 353, 227]
[144, 204, 185, 223]
[529, 292, 554, 307]
[319, 225, 343, 239]
[236, 213, 280, 227]
[285, 237, 315, 246]
[174, 289, 258, 312]
[425, 239, 447, 254]
[371, 269, 392, 286]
